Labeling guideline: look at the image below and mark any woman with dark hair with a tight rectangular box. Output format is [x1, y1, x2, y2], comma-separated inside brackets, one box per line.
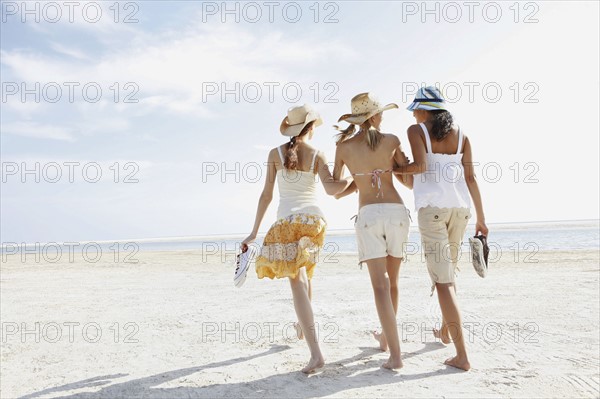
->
[333, 92, 412, 370]
[241, 104, 351, 373]
[395, 86, 488, 371]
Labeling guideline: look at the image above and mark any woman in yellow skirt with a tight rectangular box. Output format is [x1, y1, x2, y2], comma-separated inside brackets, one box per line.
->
[241, 104, 351, 374]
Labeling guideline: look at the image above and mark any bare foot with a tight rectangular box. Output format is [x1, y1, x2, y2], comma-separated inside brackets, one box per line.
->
[371, 330, 388, 351]
[382, 355, 403, 370]
[294, 322, 304, 340]
[444, 356, 471, 371]
[433, 328, 451, 344]
[302, 356, 325, 374]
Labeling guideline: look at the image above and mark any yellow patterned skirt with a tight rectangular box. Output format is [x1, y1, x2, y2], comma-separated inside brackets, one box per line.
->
[256, 213, 327, 280]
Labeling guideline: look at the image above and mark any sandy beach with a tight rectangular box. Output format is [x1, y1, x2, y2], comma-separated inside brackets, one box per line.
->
[1, 248, 599, 398]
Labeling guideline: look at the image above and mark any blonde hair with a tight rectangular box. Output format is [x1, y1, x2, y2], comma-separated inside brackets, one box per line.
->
[334, 119, 383, 151]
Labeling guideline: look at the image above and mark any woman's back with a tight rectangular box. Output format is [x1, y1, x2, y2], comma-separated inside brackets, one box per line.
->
[274, 143, 324, 220]
[424, 124, 461, 155]
[337, 132, 403, 207]
[412, 122, 470, 210]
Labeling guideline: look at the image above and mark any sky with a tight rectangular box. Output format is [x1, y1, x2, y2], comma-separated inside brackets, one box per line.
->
[1, 0, 599, 243]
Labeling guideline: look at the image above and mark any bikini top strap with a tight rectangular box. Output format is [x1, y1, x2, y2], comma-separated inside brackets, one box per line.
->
[419, 123, 433, 153]
[310, 150, 319, 172]
[276, 146, 285, 165]
[456, 126, 464, 154]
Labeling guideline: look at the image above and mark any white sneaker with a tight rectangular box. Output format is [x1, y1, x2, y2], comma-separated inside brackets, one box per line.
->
[234, 246, 257, 288]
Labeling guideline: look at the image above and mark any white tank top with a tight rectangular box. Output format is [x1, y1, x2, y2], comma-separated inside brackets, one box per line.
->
[275, 146, 325, 220]
[413, 123, 471, 211]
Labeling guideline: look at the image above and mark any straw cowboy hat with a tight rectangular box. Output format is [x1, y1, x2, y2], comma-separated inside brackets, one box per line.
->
[406, 86, 449, 112]
[280, 104, 323, 137]
[338, 93, 398, 125]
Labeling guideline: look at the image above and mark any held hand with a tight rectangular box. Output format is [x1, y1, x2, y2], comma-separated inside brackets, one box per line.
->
[475, 220, 489, 237]
[241, 233, 256, 253]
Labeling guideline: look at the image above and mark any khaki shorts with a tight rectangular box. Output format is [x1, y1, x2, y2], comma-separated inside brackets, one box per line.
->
[354, 203, 410, 265]
[418, 206, 471, 293]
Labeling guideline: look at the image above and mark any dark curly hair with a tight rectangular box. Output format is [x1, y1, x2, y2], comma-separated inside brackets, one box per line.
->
[430, 110, 454, 141]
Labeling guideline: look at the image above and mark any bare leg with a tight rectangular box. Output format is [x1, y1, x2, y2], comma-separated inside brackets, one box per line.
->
[367, 258, 403, 369]
[295, 278, 313, 340]
[433, 318, 451, 344]
[372, 256, 401, 351]
[295, 278, 312, 340]
[433, 280, 457, 344]
[436, 282, 470, 371]
[387, 256, 400, 314]
[289, 268, 324, 374]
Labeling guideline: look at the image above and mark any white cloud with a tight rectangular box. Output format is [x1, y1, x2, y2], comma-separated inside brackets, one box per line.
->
[0, 98, 45, 118]
[2, 23, 353, 111]
[49, 42, 91, 61]
[1, 121, 76, 141]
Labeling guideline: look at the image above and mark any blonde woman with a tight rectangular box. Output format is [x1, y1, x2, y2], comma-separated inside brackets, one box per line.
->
[395, 86, 488, 371]
[333, 93, 412, 370]
[242, 105, 350, 374]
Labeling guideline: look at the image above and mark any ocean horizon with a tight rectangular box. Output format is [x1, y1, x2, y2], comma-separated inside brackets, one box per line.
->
[3, 219, 598, 254]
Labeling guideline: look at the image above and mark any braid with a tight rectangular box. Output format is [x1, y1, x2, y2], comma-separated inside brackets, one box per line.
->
[283, 121, 314, 170]
[284, 136, 298, 170]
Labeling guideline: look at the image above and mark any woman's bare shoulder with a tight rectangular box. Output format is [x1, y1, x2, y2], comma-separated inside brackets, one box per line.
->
[407, 124, 422, 134]
[268, 146, 283, 162]
[380, 132, 401, 144]
[337, 135, 357, 150]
